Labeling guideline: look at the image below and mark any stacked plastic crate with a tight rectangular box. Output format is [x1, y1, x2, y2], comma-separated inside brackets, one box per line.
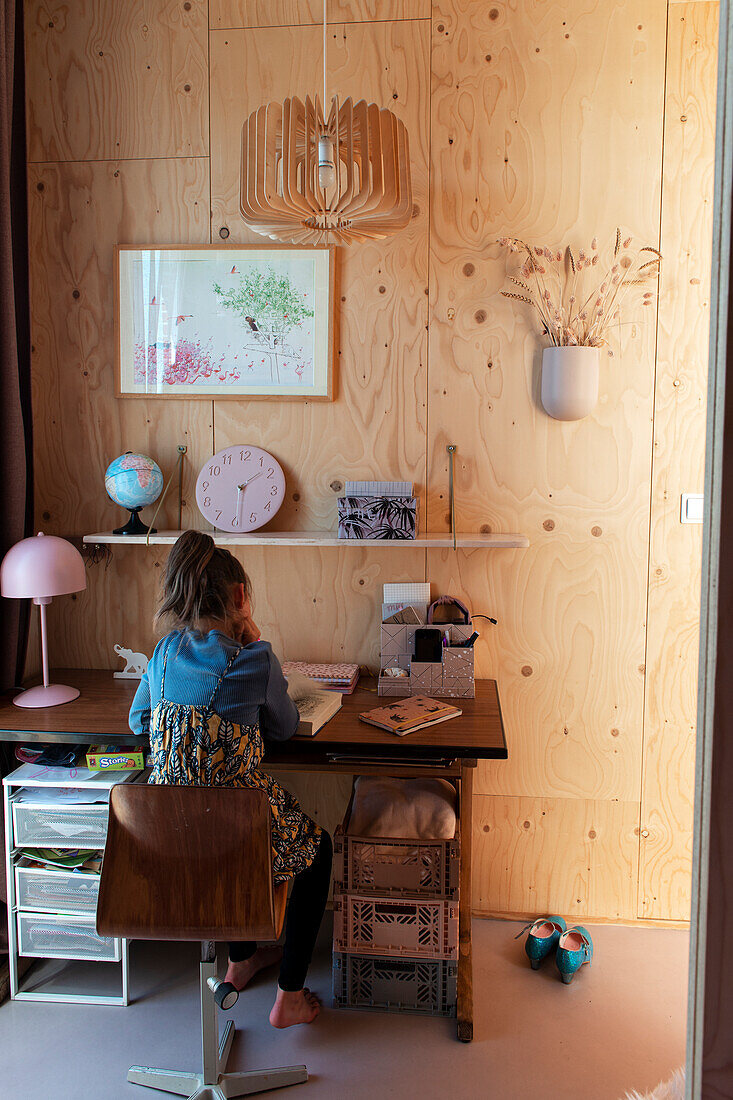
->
[332, 797, 460, 1017]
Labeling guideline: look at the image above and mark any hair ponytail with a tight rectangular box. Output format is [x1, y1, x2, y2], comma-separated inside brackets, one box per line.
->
[155, 530, 250, 632]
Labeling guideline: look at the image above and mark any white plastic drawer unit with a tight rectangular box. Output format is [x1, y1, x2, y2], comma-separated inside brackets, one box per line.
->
[15, 860, 100, 915]
[12, 799, 109, 848]
[17, 911, 121, 963]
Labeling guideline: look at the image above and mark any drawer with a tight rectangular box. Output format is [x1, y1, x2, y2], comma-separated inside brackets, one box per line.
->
[17, 910, 121, 962]
[12, 801, 108, 847]
[15, 861, 100, 915]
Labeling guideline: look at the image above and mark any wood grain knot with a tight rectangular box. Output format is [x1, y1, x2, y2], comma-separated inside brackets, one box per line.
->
[543, 519, 554, 531]
[638, 664, 646, 674]
[184, 1, 192, 8]
[330, 480, 343, 492]
[36, 182, 44, 192]
[474, 309, 487, 324]
[219, 227, 230, 239]
[72, 290, 80, 300]
[436, 23, 445, 32]
[489, 8, 499, 19]
[521, 665, 533, 677]
[611, 728, 620, 737]
[482, 824, 490, 832]
[563, 727, 569, 736]
[378, 285, 386, 294]
[358, 578, 365, 586]
[412, 204, 420, 218]
[523, 820, 530, 829]
[588, 830, 597, 839]
[42, 511, 51, 521]
[591, 525, 602, 537]
[485, 55, 491, 62]
[292, 492, 300, 501]
[480, 524, 492, 534]
[184, 84, 191, 93]
[463, 262, 475, 277]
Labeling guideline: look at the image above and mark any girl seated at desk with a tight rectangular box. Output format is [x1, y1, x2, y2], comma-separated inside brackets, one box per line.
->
[129, 529, 332, 1028]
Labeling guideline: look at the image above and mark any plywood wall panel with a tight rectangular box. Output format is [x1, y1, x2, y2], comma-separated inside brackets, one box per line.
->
[25, 0, 209, 162]
[28, 157, 214, 663]
[210, 20, 430, 529]
[639, 2, 718, 922]
[211, 1, 429, 29]
[23, 1, 716, 924]
[427, 0, 667, 822]
[472, 793, 640, 921]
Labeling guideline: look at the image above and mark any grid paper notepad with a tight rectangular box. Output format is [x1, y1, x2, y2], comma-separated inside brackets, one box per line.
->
[383, 582, 431, 606]
[345, 481, 413, 497]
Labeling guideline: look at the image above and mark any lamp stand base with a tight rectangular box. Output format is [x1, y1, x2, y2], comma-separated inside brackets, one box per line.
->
[13, 684, 80, 709]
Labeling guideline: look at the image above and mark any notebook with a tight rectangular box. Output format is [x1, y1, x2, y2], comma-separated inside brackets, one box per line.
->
[358, 696, 462, 737]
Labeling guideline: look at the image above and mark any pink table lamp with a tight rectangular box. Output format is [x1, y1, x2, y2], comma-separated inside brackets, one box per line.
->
[1, 532, 87, 708]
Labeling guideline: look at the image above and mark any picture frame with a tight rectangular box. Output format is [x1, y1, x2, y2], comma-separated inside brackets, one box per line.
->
[115, 244, 336, 400]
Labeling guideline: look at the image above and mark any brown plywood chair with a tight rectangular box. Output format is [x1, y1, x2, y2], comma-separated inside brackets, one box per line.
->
[97, 783, 307, 1099]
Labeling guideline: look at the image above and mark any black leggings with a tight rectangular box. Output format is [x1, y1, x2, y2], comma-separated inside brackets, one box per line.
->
[228, 830, 332, 992]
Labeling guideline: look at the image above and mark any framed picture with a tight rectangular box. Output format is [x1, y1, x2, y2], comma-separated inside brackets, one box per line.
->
[115, 244, 335, 399]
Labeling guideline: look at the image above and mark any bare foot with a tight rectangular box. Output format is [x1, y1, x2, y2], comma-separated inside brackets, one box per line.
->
[269, 987, 322, 1028]
[225, 945, 282, 991]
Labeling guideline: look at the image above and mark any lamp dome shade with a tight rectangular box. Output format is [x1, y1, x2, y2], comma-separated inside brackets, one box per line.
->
[0, 533, 86, 600]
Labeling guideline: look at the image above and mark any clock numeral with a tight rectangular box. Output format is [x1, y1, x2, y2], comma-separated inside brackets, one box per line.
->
[240, 450, 251, 462]
[215, 510, 222, 521]
[264, 501, 271, 512]
[208, 464, 221, 477]
[270, 485, 278, 496]
[222, 453, 232, 465]
[250, 512, 257, 523]
[203, 496, 211, 507]
[259, 456, 264, 466]
[201, 480, 209, 491]
[231, 516, 239, 527]
[266, 467, 274, 478]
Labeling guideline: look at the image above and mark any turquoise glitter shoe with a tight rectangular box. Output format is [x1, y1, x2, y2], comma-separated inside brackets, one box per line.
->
[516, 915, 567, 970]
[555, 925, 593, 984]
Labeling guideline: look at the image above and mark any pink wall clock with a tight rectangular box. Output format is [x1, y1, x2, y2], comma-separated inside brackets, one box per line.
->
[195, 445, 286, 532]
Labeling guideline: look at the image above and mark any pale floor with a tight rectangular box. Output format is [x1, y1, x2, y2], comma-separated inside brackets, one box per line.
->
[0, 916, 688, 1100]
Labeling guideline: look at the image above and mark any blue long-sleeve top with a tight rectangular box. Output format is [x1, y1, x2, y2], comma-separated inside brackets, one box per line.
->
[129, 629, 299, 743]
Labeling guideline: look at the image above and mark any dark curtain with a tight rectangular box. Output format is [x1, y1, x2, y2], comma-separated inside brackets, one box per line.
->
[0, 0, 33, 971]
[0, 0, 32, 692]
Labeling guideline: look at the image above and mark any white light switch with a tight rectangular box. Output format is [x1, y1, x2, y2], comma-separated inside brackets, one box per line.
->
[681, 493, 704, 523]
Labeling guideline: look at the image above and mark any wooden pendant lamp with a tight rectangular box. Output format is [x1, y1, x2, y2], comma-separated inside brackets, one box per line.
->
[239, 5, 412, 245]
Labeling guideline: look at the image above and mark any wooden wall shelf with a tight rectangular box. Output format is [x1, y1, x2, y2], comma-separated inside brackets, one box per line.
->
[82, 530, 530, 549]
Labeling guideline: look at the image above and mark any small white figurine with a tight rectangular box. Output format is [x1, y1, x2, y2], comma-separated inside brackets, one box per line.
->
[113, 643, 149, 679]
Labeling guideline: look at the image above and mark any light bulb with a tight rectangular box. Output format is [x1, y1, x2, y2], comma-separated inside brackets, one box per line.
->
[318, 135, 336, 191]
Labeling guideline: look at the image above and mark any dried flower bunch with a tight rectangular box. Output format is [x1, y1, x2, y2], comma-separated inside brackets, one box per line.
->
[497, 229, 661, 351]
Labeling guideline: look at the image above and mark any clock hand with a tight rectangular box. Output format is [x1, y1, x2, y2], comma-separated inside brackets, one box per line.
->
[238, 471, 264, 489]
[236, 484, 243, 526]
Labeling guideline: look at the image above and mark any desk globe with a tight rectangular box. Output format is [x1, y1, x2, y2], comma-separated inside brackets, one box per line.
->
[105, 452, 163, 535]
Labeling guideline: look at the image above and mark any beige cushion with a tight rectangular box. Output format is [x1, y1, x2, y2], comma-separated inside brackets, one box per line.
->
[348, 777, 457, 840]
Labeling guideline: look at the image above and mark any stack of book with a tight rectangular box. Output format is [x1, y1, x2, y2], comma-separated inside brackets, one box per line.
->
[282, 661, 360, 694]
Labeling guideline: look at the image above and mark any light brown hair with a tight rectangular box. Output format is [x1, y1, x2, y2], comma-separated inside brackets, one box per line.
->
[155, 530, 251, 632]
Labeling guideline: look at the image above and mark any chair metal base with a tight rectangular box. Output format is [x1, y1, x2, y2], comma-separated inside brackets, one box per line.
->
[127, 957, 307, 1099]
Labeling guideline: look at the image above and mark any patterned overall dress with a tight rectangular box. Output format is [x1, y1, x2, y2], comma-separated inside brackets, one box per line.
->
[148, 638, 321, 883]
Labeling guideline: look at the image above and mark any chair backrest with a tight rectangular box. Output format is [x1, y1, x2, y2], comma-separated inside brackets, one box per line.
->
[97, 784, 280, 942]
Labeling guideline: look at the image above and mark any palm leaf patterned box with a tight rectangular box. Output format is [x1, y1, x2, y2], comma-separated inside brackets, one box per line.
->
[338, 481, 418, 540]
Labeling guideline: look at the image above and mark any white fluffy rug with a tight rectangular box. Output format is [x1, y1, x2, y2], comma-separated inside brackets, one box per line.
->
[622, 1068, 685, 1100]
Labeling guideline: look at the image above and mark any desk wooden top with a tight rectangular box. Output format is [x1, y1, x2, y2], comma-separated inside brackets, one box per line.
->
[0, 670, 507, 761]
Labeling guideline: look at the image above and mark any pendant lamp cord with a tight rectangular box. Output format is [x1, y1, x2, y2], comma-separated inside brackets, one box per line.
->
[323, 0, 327, 109]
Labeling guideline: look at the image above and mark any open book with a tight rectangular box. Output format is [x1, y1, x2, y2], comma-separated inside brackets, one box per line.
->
[295, 690, 343, 736]
[286, 671, 343, 736]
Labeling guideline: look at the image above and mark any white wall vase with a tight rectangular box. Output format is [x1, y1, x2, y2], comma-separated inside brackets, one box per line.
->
[540, 345, 600, 421]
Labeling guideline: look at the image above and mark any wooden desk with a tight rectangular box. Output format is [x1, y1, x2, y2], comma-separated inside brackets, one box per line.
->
[0, 670, 509, 1041]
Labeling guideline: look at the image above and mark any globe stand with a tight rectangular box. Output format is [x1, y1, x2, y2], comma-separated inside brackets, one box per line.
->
[113, 508, 157, 536]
